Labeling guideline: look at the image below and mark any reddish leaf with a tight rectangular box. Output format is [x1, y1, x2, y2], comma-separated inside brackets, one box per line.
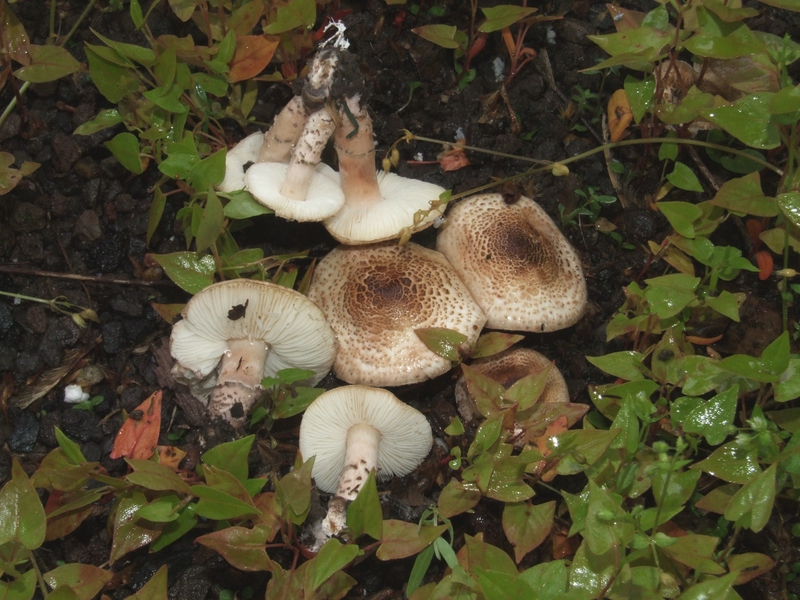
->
[502, 501, 556, 563]
[438, 478, 481, 518]
[195, 525, 272, 571]
[376, 521, 447, 560]
[439, 149, 471, 172]
[745, 218, 763, 250]
[608, 89, 633, 142]
[727, 552, 775, 584]
[110, 391, 162, 460]
[229, 35, 279, 83]
[109, 490, 161, 565]
[44, 564, 113, 600]
[150, 303, 184, 324]
[128, 565, 168, 599]
[685, 334, 724, 345]
[755, 250, 773, 281]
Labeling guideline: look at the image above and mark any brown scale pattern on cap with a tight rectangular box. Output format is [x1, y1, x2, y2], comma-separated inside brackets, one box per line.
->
[437, 194, 587, 332]
[308, 242, 487, 386]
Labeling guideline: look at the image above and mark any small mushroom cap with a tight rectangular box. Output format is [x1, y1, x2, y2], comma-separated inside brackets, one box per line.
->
[436, 193, 587, 332]
[218, 132, 265, 193]
[308, 242, 486, 386]
[170, 279, 336, 388]
[323, 171, 445, 244]
[456, 348, 569, 417]
[299, 385, 433, 493]
[245, 162, 344, 222]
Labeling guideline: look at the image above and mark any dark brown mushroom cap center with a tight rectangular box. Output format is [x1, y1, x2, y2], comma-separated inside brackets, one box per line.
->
[482, 217, 559, 283]
[345, 266, 423, 330]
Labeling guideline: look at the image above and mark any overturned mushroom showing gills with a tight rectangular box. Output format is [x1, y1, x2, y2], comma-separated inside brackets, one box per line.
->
[218, 131, 266, 193]
[170, 279, 336, 425]
[307, 241, 486, 386]
[299, 385, 432, 539]
[437, 193, 587, 332]
[323, 96, 446, 244]
[455, 347, 569, 423]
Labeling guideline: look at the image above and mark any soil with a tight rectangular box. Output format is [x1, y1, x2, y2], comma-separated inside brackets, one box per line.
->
[0, 1, 798, 599]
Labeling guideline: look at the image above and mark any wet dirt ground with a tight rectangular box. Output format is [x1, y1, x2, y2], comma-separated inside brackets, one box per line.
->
[1, 0, 798, 598]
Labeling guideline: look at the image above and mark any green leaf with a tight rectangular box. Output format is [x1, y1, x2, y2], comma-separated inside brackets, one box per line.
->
[779, 191, 800, 227]
[702, 94, 780, 150]
[188, 148, 227, 192]
[724, 462, 776, 532]
[195, 190, 224, 252]
[222, 190, 273, 218]
[412, 24, 468, 50]
[346, 470, 382, 540]
[667, 162, 704, 192]
[201, 435, 254, 483]
[151, 252, 216, 294]
[127, 565, 168, 599]
[705, 290, 741, 321]
[376, 521, 448, 560]
[502, 501, 555, 563]
[125, 458, 193, 494]
[275, 457, 314, 525]
[470, 332, 524, 359]
[586, 351, 646, 381]
[692, 441, 760, 483]
[307, 539, 360, 590]
[272, 387, 324, 420]
[677, 571, 738, 599]
[585, 481, 634, 555]
[658, 201, 703, 238]
[415, 327, 468, 362]
[681, 386, 738, 445]
[775, 358, 800, 402]
[149, 504, 197, 552]
[0, 570, 36, 600]
[191, 486, 259, 520]
[147, 186, 166, 247]
[761, 331, 790, 375]
[655, 86, 715, 124]
[588, 27, 672, 57]
[0, 459, 46, 550]
[105, 132, 144, 175]
[85, 44, 140, 103]
[43, 564, 113, 600]
[54, 427, 86, 465]
[142, 83, 188, 113]
[73, 109, 123, 136]
[263, 0, 316, 34]
[568, 540, 617, 596]
[551, 429, 620, 476]
[624, 75, 656, 123]
[135, 495, 181, 522]
[406, 545, 436, 598]
[475, 568, 535, 599]
[709, 172, 778, 216]
[91, 29, 157, 66]
[643, 273, 700, 319]
[14, 45, 80, 83]
[479, 5, 538, 33]
[661, 534, 725, 574]
[168, 0, 196, 21]
[130, 0, 144, 28]
[438, 478, 481, 518]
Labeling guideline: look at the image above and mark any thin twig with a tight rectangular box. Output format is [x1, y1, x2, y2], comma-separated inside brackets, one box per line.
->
[0, 265, 174, 288]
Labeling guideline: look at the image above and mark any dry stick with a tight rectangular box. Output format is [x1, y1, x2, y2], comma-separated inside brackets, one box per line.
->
[0, 265, 174, 288]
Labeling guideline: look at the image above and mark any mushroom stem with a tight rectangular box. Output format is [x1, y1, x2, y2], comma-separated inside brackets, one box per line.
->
[258, 96, 309, 163]
[334, 96, 383, 207]
[208, 338, 269, 424]
[322, 422, 381, 538]
[279, 108, 336, 200]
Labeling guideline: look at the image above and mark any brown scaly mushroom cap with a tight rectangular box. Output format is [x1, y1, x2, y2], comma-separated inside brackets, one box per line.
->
[455, 347, 569, 422]
[299, 385, 432, 540]
[307, 242, 487, 386]
[323, 95, 446, 244]
[170, 279, 336, 425]
[436, 193, 587, 332]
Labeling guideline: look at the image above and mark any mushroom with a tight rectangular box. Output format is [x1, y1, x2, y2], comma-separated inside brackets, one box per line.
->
[323, 95, 447, 244]
[307, 241, 486, 386]
[436, 193, 587, 332]
[218, 131, 266, 193]
[170, 279, 336, 425]
[455, 347, 569, 423]
[299, 385, 432, 540]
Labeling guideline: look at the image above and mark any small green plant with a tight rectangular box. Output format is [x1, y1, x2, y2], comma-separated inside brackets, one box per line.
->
[559, 185, 618, 228]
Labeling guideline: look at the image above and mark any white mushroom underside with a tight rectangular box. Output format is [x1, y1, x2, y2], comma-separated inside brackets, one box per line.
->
[218, 132, 266, 193]
[245, 162, 344, 222]
[323, 171, 445, 244]
[170, 280, 336, 387]
[299, 386, 433, 494]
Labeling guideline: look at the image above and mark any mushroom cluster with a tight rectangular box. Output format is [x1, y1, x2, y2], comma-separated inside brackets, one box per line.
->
[169, 46, 590, 553]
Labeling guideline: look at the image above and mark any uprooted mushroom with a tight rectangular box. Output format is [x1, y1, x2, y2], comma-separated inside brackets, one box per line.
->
[170, 279, 336, 426]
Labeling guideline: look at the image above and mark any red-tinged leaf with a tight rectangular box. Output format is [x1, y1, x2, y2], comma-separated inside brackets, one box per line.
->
[201, 464, 256, 507]
[376, 521, 447, 560]
[727, 552, 775, 584]
[44, 564, 113, 600]
[502, 501, 556, 563]
[0, 459, 46, 550]
[439, 150, 470, 172]
[1, 5, 31, 66]
[229, 35, 279, 82]
[438, 478, 481, 518]
[461, 533, 518, 576]
[157, 445, 186, 469]
[110, 390, 162, 460]
[685, 334, 724, 345]
[253, 492, 282, 543]
[470, 332, 525, 359]
[125, 458, 192, 494]
[661, 534, 726, 574]
[195, 525, 272, 571]
[415, 327, 469, 362]
[44, 488, 105, 541]
[128, 565, 168, 599]
[755, 250, 773, 280]
[109, 490, 161, 565]
[191, 485, 260, 520]
[745, 218, 763, 249]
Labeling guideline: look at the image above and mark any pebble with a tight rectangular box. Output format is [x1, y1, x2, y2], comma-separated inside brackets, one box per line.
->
[74, 156, 101, 179]
[74, 209, 103, 241]
[10, 202, 46, 232]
